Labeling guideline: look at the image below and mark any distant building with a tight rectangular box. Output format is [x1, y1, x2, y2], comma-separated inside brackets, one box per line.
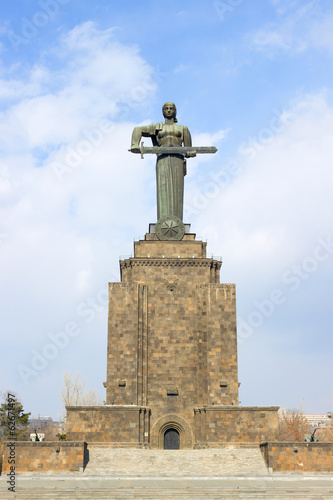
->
[29, 416, 52, 429]
[304, 413, 332, 431]
[28, 416, 65, 440]
[278, 408, 332, 432]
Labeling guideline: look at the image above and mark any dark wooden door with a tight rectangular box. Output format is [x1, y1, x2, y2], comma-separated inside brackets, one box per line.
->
[164, 428, 180, 449]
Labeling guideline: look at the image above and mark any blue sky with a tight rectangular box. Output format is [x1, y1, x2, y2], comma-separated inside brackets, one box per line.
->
[0, 0, 333, 420]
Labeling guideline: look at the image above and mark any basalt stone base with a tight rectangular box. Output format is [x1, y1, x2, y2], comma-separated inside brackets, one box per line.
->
[260, 442, 333, 472]
[1, 441, 86, 473]
[64, 405, 279, 448]
[66, 406, 150, 446]
[194, 406, 279, 447]
[65, 233, 280, 449]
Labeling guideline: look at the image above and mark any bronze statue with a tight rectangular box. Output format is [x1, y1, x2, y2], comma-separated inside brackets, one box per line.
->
[129, 102, 217, 239]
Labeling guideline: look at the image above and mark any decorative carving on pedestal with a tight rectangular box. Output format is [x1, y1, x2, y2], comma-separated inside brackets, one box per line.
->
[155, 215, 185, 241]
[166, 388, 179, 396]
[120, 259, 222, 268]
[163, 277, 179, 291]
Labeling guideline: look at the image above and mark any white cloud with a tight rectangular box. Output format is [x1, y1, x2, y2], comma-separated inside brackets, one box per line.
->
[309, 12, 333, 53]
[269, 0, 311, 16]
[0, 22, 159, 415]
[186, 93, 333, 410]
[203, 94, 331, 228]
[249, 25, 306, 53]
[173, 64, 190, 74]
[0, 21, 158, 154]
[193, 128, 228, 146]
[189, 92, 333, 312]
[249, 2, 333, 55]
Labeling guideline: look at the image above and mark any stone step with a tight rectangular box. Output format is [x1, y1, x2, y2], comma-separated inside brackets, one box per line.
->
[83, 447, 269, 476]
[1, 485, 333, 499]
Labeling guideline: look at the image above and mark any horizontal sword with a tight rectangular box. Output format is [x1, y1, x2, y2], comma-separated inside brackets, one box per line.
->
[129, 142, 218, 159]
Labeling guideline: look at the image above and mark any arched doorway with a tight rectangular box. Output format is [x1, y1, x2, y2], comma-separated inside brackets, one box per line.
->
[151, 414, 193, 449]
[164, 428, 180, 449]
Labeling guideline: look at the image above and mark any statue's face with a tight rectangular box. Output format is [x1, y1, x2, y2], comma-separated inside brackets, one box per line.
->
[163, 103, 176, 119]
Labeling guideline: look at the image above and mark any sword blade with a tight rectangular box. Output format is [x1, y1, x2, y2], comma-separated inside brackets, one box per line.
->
[129, 146, 218, 155]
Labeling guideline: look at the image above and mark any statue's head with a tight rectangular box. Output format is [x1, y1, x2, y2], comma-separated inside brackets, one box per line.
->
[162, 102, 178, 122]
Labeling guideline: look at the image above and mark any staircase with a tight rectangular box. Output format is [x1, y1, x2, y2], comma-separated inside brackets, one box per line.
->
[83, 446, 269, 476]
[2, 476, 333, 499]
[2, 449, 333, 499]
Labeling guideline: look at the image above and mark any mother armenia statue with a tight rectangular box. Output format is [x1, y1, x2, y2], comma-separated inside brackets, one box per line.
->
[129, 102, 217, 239]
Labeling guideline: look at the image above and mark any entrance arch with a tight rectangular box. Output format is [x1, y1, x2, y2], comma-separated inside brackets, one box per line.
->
[164, 428, 180, 449]
[151, 414, 193, 449]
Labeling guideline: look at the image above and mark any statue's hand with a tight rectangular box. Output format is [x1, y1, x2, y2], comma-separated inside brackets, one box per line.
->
[186, 150, 197, 158]
[129, 144, 140, 153]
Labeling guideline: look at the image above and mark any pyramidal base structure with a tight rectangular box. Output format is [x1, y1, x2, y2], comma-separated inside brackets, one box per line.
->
[66, 227, 279, 449]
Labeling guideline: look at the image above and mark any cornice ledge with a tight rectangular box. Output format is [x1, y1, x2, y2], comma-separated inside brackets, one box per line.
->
[120, 258, 221, 268]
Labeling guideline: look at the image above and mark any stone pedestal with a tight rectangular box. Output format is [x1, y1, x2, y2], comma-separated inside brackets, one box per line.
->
[66, 232, 279, 447]
[105, 234, 239, 444]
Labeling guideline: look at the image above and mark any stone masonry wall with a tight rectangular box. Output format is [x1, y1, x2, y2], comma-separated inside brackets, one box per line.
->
[120, 258, 221, 285]
[102, 236, 244, 446]
[196, 284, 239, 406]
[145, 281, 239, 435]
[133, 237, 207, 259]
[195, 407, 279, 446]
[104, 237, 239, 443]
[95, 235, 282, 447]
[105, 283, 140, 405]
[260, 442, 333, 472]
[66, 406, 149, 445]
[1, 441, 86, 473]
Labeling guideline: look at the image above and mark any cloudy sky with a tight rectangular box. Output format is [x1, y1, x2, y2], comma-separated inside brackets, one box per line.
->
[0, 0, 332, 420]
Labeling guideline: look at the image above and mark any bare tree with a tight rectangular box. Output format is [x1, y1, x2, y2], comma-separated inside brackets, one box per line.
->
[318, 422, 333, 442]
[278, 408, 310, 441]
[60, 371, 103, 421]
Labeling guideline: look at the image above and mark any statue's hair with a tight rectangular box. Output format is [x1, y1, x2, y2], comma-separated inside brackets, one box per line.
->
[162, 102, 178, 122]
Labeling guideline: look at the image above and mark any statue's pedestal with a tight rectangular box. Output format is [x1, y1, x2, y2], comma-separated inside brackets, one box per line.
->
[66, 233, 279, 447]
[149, 222, 191, 234]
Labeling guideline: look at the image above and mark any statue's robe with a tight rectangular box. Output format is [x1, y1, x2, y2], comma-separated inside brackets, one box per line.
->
[132, 122, 192, 221]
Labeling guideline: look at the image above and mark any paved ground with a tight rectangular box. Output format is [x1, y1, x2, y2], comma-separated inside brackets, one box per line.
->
[1, 474, 333, 499]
